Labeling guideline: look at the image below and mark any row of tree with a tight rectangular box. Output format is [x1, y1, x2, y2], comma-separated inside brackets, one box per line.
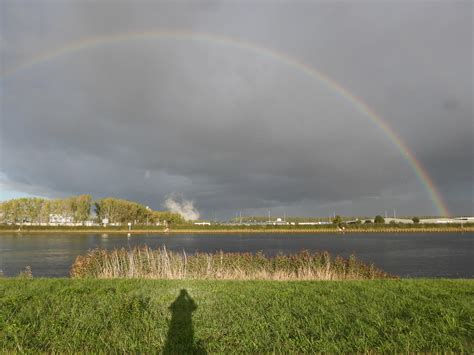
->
[0, 196, 184, 225]
[0, 195, 92, 224]
[94, 198, 184, 225]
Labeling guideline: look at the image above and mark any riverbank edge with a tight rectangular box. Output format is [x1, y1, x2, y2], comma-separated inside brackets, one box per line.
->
[0, 279, 472, 352]
[1, 227, 473, 234]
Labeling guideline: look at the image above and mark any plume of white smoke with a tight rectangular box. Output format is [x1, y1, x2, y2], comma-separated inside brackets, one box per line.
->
[164, 197, 200, 221]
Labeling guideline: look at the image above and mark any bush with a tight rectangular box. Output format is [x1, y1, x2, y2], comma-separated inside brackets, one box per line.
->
[412, 217, 420, 224]
[374, 215, 385, 224]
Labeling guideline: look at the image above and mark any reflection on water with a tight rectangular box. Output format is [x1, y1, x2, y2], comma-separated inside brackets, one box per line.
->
[0, 232, 472, 278]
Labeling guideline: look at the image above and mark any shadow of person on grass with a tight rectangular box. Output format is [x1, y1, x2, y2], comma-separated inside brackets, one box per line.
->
[163, 289, 207, 354]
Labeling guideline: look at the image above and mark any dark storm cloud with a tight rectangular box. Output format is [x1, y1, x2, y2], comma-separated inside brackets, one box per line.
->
[1, 1, 472, 217]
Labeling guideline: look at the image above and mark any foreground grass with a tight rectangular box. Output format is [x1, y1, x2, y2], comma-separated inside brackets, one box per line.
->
[1, 279, 473, 352]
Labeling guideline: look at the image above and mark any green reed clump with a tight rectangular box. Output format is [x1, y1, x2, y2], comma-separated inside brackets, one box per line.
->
[71, 246, 393, 280]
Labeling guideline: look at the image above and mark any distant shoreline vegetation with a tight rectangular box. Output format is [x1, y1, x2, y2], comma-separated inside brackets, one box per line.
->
[0, 195, 184, 227]
[0, 196, 472, 233]
[0, 224, 472, 234]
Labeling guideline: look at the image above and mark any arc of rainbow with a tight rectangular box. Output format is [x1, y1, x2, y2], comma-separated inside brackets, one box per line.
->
[0, 30, 450, 216]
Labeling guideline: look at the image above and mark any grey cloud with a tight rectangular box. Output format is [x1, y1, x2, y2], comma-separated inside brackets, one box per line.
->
[1, 1, 472, 217]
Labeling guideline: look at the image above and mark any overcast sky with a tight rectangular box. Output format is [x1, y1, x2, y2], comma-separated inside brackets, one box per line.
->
[0, 0, 472, 218]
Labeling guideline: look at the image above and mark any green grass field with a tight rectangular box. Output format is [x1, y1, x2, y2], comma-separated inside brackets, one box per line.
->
[1, 279, 472, 352]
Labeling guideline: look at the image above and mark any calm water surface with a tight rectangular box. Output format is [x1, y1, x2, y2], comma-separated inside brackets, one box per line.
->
[0, 232, 472, 278]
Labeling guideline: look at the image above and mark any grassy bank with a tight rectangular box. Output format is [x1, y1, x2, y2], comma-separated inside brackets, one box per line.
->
[1, 224, 473, 234]
[0, 279, 472, 352]
[71, 247, 391, 280]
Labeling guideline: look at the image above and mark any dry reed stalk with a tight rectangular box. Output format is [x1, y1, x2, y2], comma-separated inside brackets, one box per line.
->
[183, 250, 187, 278]
[70, 246, 394, 280]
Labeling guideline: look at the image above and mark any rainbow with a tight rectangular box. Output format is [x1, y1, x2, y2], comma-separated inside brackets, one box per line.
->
[0, 30, 450, 216]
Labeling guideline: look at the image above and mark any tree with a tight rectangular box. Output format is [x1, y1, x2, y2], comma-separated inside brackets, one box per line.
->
[94, 198, 121, 223]
[26, 198, 43, 223]
[48, 199, 63, 215]
[94, 197, 164, 225]
[412, 216, 420, 224]
[94, 201, 102, 221]
[73, 195, 92, 222]
[160, 211, 184, 225]
[38, 200, 51, 223]
[332, 215, 343, 224]
[374, 215, 385, 224]
[0, 197, 49, 224]
[0, 196, 188, 226]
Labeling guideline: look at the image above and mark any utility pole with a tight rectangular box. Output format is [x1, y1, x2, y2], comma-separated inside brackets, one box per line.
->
[393, 209, 396, 219]
[268, 210, 271, 223]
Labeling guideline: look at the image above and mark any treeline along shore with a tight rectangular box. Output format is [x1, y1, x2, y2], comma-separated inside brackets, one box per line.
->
[1, 222, 473, 234]
[0, 195, 472, 234]
[0, 195, 184, 226]
[0, 224, 472, 234]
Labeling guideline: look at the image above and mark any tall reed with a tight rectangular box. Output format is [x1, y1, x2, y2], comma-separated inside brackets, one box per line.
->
[71, 246, 393, 280]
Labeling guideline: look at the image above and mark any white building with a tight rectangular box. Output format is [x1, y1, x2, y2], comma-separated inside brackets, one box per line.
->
[49, 214, 74, 225]
[194, 222, 211, 226]
[420, 217, 474, 224]
[454, 217, 474, 223]
[298, 221, 332, 225]
[384, 218, 414, 224]
[267, 218, 289, 226]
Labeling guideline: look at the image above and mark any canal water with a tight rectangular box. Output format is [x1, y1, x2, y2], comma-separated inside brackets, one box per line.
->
[0, 232, 472, 278]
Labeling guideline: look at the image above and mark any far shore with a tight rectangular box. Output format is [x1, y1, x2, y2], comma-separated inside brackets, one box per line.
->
[1, 226, 473, 234]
